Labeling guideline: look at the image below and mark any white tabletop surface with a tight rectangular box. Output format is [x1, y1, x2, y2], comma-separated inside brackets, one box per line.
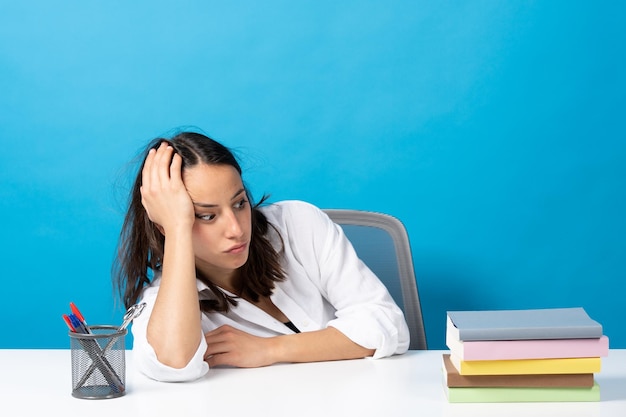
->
[1, 349, 624, 416]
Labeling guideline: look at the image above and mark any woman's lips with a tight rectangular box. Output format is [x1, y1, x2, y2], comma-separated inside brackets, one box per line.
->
[225, 242, 247, 254]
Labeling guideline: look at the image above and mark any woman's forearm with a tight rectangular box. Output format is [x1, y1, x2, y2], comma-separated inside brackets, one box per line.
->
[147, 227, 201, 368]
[270, 326, 375, 364]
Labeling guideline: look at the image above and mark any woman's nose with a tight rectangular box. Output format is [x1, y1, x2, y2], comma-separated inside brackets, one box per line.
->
[224, 210, 243, 238]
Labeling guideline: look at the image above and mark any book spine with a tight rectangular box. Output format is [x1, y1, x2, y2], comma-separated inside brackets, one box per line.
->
[452, 356, 602, 376]
[457, 326, 603, 341]
[445, 383, 600, 403]
[442, 354, 595, 388]
[446, 333, 609, 361]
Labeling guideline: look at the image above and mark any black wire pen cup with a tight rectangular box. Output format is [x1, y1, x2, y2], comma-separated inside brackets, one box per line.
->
[69, 325, 127, 399]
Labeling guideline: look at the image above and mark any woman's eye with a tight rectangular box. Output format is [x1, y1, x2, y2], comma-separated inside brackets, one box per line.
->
[235, 199, 249, 210]
[195, 213, 216, 221]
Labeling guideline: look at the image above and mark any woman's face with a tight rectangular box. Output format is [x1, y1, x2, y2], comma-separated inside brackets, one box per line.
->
[182, 163, 252, 281]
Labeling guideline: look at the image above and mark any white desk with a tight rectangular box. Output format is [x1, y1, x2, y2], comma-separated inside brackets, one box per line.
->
[1, 349, 625, 416]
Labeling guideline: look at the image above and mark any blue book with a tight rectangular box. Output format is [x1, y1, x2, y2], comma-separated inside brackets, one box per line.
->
[447, 307, 602, 341]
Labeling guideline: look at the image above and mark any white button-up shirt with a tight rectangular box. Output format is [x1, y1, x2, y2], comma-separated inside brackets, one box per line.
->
[131, 200, 410, 381]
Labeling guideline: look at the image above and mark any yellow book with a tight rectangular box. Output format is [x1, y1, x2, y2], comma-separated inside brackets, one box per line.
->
[450, 354, 601, 375]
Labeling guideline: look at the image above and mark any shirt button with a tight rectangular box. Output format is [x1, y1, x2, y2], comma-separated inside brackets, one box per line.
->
[302, 321, 310, 327]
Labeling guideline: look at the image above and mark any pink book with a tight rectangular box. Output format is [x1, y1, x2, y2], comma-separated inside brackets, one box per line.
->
[446, 331, 609, 361]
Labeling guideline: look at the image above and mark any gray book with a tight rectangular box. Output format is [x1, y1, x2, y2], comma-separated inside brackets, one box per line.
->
[447, 307, 603, 341]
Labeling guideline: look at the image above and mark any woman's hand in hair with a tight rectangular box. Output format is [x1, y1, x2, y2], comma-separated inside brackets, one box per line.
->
[142, 142, 202, 370]
[140, 142, 195, 235]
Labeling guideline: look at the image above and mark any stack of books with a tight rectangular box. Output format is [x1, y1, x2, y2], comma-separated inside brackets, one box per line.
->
[443, 307, 609, 403]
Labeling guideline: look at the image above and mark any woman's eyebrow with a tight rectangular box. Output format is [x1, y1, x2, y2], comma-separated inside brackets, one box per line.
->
[192, 188, 246, 208]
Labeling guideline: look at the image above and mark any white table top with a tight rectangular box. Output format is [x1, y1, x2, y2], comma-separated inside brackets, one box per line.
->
[1, 349, 625, 416]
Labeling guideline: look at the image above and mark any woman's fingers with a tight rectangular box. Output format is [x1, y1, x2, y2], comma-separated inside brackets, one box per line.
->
[141, 147, 156, 188]
[142, 142, 169, 188]
[138, 141, 193, 230]
[142, 142, 177, 192]
[203, 326, 273, 368]
[145, 142, 167, 187]
[204, 328, 240, 367]
[140, 148, 157, 219]
[169, 152, 184, 185]
[154, 142, 174, 184]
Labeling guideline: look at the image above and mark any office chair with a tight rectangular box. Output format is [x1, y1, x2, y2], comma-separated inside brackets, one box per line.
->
[324, 209, 427, 350]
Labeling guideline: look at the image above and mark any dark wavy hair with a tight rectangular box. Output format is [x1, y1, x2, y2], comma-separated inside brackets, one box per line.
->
[112, 131, 285, 312]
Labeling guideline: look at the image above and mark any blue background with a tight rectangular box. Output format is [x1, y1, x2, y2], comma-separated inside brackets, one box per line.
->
[1, 1, 624, 350]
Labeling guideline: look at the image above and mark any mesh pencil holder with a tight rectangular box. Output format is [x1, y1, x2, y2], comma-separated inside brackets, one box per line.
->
[69, 325, 127, 399]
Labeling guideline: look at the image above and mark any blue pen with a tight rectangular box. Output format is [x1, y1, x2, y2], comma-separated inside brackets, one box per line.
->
[69, 314, 89, 334]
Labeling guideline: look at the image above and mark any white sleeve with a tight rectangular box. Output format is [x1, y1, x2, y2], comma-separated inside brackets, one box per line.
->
[283, 201, 410, 358]
[130, 282, 209, 382]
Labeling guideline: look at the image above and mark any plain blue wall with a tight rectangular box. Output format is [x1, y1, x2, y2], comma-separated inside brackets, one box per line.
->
[1, 2, 624, 350]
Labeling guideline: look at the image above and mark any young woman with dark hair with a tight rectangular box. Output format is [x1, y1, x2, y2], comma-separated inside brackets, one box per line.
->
[114, 130, 409, 382]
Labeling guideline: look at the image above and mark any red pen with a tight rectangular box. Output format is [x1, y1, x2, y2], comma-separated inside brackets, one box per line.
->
[70, 302, 91, 333]
[62, 314, 76, 332]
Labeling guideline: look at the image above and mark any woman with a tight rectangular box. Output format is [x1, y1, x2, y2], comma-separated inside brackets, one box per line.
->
[114, 131, 409, 382]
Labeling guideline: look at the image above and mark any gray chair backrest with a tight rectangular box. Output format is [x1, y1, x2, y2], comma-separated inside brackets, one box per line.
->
[324, 209, 427, 350]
